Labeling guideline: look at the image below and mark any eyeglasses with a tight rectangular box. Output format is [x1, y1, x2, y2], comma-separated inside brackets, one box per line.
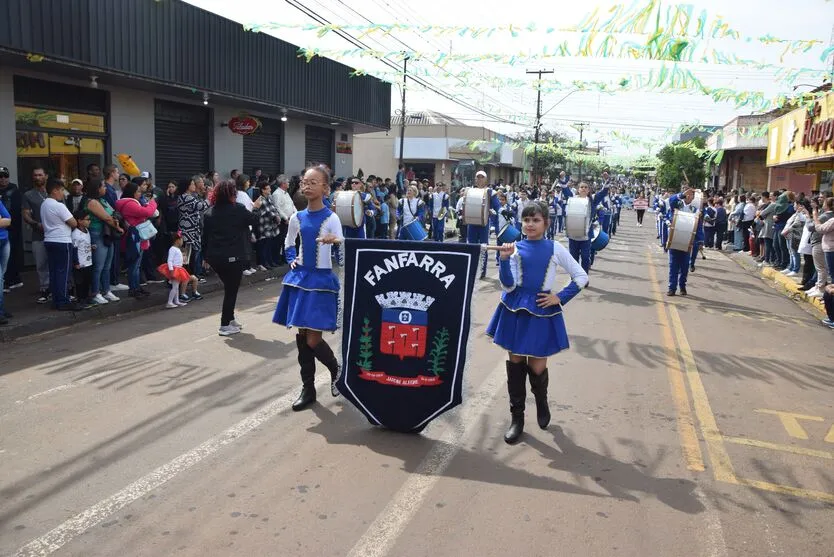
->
[351, 180, 361, 185]
[301, 179, 323, 186]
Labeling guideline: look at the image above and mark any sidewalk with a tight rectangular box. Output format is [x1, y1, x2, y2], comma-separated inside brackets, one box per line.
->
[0, 266, 288, 342]
[726, 249, 826, 317]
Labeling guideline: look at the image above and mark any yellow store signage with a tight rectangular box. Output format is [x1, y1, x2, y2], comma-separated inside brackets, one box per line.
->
[767, 91, 834, 167]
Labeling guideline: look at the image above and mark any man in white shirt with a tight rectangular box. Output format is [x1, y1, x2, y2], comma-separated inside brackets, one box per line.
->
[270, 174, 297, 264]
[40, 179, 79, 310]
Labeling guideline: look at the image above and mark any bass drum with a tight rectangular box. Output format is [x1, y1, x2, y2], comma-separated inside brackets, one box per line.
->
[667, 210, 698, 252]
[333, 190, 364, 228]
[463, 188, 489, 226]
[565, 197, 591, 240]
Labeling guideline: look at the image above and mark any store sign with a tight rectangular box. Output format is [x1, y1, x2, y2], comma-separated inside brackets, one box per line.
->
[767, 91, 834, 167]
[802, 102, 834, 151]
[227, 115, 261, 136]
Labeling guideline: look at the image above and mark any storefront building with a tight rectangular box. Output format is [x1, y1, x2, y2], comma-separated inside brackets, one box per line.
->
[353, 111, 527, 190]
[0, 0, 390, 190]
[766, 90, 834, 194]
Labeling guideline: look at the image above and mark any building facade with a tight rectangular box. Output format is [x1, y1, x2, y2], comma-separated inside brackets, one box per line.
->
[0, 0, 390, 190]
[353, 111, 527, 189]
[707, 114, 777, 193]
[767, 90, 834, 194]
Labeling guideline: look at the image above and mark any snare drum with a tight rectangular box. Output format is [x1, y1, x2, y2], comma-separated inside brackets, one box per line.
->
[591, 224, 609, 251]
[400, 219, 428, 241]
[667, 210, 698, 252]
[565, 197, 592, 240]
[497, 223, 521, 245]
[333, 191, 364, 228]
[463, 188, 489, 226]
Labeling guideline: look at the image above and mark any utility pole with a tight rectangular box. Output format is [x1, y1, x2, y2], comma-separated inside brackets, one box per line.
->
[398, 55, 408, 172]
[574, 122, 588, 183]
[526, 69, 554, 186]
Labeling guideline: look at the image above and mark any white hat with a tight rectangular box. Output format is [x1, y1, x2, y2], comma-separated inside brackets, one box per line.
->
[139, 171, 151, 179]
[475, 170, 487, 178]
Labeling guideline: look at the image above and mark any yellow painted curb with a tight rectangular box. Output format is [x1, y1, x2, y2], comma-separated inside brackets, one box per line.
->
[760, 266, 826, 317]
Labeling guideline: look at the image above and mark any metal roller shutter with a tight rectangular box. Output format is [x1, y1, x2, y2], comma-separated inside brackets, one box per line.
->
[154, 100, 210, 187]
[305, 125, 334, 169]
[243, 118, 282, 178]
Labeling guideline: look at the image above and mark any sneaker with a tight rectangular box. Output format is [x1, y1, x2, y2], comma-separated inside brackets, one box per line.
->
[230, 319, 244, 329]
[218, 325, 241, 336]
[666, 290, 676, 296]
[36, 291, 49, 304]
[806, 287, 823, 298]
[822, 318, 834, 327]
[680, 287, 688, 296]
[179, 294, 191, 303]
[242, 269, 255, 276]
[140, 281, 148, 287]
[8, 281, 23, 290]
[191, 292, 204, 301]
[110, 283, 129, 291]
[785, 271, 797, 277]
[147, 278, 165, 284]
[249, 267, 258, 274]
[104, 291, 120, 302]
[780, 268, 791, 275]
[197, 276, 208, 284]
[257, 265, 268, 272]
[165, 302, 179, 309]
[92, 293, 108, 305]
[176, 300, 188, 307]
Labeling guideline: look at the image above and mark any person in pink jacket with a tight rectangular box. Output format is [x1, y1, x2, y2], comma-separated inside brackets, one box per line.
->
[115, 181, 158, 298]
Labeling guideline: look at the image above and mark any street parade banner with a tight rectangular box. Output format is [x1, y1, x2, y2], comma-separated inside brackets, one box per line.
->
[337, 239, 482, 432]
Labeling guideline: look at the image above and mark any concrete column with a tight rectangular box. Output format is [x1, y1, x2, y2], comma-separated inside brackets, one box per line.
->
[213, 106, 243, 178]
[109, 87, 155, 177]
[0, 68, 18, 184]
[283, 120, 306, 178]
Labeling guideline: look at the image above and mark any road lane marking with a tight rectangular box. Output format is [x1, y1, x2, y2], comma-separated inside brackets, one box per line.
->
[723, 436, 834, 460]
[735, 478, 834, 504]
[667, 305, 738, 484]
[645, 252, 705, 472]
[346, 361, 506, 557]
[14, 375, 329, 557]
[754, 409, 825, 440]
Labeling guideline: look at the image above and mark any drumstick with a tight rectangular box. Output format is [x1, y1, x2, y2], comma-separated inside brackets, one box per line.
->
[316, 237, 342, 244]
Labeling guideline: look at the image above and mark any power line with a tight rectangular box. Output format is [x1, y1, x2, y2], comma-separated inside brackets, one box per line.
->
[283, 0, 521, 124]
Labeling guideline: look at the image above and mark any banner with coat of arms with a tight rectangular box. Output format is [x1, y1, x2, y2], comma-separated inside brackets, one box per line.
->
[337, 239, 482, 432]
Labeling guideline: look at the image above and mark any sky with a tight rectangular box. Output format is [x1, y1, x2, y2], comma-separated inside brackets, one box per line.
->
[184, 0, 834, 158]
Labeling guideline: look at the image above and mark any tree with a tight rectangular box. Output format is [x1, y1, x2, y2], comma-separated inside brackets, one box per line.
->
[513, 129, 571, 181]
[655, 137, 706, 191]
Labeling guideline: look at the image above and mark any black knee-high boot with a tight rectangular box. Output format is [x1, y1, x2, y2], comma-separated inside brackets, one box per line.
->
[292, 334, 317, 411]
[527, 367, 551, 429]
[504, 361, 527, 444]
[312, 340, 341, 397]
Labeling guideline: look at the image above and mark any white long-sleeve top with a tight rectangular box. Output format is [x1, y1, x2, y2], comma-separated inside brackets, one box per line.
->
[167, 245, 184, 271]
[271, 187, 297, 221]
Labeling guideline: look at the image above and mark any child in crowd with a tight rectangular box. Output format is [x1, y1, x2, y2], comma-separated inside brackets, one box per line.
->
[158, 231, 202, 308]
[71, 211, 94, 309]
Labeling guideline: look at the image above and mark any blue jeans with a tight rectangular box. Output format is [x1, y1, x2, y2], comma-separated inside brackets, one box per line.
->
[256, 238, 273, 267]
[826, 250, 834, 280]
[788, 246, 800, 273]
[365, 216, 376, 239]
[90, 230, 114, 295]
[0, 238, 9, 314]
[45, 241, 73, 308]
[569, 238, 591, 272]
[772, 226, 788, 268]
[125, 241, 142, 290]
[556, 215, 564, 233]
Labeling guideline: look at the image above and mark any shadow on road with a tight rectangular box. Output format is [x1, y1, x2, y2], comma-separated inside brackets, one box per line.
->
[307, 405, 705, 513]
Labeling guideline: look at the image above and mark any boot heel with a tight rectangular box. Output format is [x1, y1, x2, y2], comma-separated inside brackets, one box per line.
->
[504, 361, 527, 444]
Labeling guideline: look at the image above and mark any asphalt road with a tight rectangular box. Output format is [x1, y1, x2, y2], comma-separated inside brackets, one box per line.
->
[2, 218, 832, 557]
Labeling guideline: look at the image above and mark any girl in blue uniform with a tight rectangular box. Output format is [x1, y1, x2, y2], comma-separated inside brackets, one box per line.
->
[487, 202, 589, 444]
[273, 166, 345, 411]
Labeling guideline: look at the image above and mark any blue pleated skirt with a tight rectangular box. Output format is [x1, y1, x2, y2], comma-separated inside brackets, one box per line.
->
[486, 302, 570, 358]
[272, 267, 339, 332]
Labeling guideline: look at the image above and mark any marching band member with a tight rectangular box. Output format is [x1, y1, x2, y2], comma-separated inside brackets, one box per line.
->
[341, 177, 374, 240]
[553, 185, 567, 235]
[494, 192, 514, 265]
[430, 182, 450, 242]
[562, 181, 609, 273]
[455, 188, 467, 243]
[657, 192, 671, 250]
[488, 201, 588, 444]
[514, 189, 534, 234]
[397, 184, 426, 240]
[665, 188, 696, 296]
[273, 166, 344, 411]
[690, 200, 708, 272]
[466, 171, 502, 279]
